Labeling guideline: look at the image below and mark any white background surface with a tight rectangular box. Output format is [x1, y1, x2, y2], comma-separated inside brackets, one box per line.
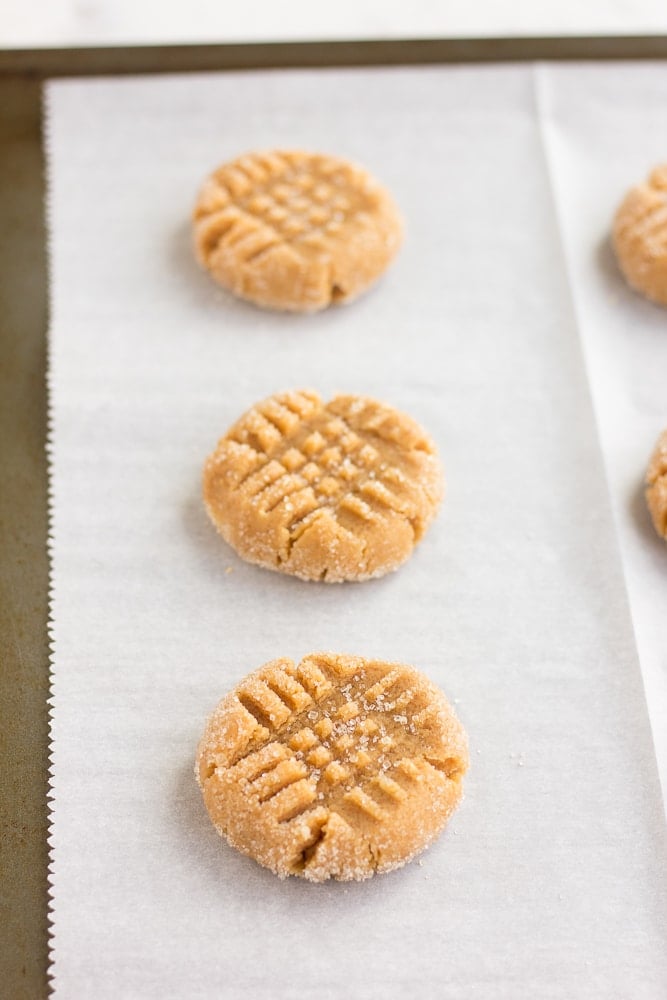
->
[46, 65, 667, 998]
[2, 0, 667, 48]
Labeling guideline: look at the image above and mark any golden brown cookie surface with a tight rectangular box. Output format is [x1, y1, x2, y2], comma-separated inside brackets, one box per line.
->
[193, 149, 402, 312]
[203, 390, 444, 582]
[646, 429, 667, 540]
[613, 164, 667, 305]
[196, 653, 468, 882]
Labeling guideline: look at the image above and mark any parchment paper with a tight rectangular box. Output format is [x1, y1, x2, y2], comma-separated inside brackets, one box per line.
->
[45, 66, 667, 998]
[538, 61, 667, 809]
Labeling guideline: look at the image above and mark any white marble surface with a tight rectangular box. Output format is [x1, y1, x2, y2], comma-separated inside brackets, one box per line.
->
[2, 0, 667, 48]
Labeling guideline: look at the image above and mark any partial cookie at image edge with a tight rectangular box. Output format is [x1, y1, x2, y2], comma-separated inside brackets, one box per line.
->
[612, 163, 667, 306]
[646, 429, 667, 541]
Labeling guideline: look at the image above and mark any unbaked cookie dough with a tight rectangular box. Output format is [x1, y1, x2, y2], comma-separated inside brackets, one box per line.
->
[203, 389, 444, 582]
[196, 652, 468, 882]
[646, 429, 667, 540]
[193, 149, 402, 312]
[613, 164, 667, 305]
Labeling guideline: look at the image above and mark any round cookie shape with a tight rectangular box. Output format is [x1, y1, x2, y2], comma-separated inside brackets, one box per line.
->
[203, 389, 444, 582]
[613, 164, 667, 305]
[196, 652, 469, 882]
[193, 149, 403, 312]
[646, 429, 667, 540]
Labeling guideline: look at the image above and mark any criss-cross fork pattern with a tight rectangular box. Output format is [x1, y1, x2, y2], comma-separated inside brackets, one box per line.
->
[220, 390, 432, 546]
[194, 151, 374, 266]
[222, 654, 456, 829]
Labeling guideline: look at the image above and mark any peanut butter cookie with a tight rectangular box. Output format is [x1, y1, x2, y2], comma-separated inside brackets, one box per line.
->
[646, 429, 667, 540]
[613, 164, 667, 305]
[203, 390, 444, 582]
[193, 149, 402, 312]
[196, 653, 468, 882]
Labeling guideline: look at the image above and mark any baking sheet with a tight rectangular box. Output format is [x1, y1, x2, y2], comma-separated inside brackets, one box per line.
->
[46, 66, 667, 998]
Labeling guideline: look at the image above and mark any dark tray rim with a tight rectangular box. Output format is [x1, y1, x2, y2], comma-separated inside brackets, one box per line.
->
[2, 33, 667, 78]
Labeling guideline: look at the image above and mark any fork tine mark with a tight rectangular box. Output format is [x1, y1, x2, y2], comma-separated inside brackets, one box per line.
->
[237, 678, 292, 729]
[343, 787, 385, 822]
[263, 666, 313, 712]
[253, 758, 309, 802]
[274, 779, 319, 822]
[228, 742, 290, 782]
[296, 658, 334, 701]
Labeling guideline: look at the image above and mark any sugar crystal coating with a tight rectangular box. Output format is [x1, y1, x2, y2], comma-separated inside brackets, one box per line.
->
[196, 653, 469, 882]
